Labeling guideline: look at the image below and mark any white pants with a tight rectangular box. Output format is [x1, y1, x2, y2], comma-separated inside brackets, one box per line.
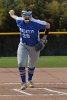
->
[17, 42, 40, 68]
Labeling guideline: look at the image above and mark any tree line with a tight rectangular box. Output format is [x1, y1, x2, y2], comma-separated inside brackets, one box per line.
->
[0, 0, 67, 32]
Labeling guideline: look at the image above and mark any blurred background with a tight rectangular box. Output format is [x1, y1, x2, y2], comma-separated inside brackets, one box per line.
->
[0, 0, 67, 56]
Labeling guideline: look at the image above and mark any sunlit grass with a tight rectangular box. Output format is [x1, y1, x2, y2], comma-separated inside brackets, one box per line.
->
[0, 56, 67, 68]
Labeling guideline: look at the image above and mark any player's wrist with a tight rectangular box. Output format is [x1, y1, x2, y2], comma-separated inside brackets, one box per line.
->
[45, 29, 50, 35]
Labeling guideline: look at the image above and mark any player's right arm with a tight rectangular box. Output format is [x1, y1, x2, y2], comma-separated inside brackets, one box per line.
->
[9, 10, 19, 20]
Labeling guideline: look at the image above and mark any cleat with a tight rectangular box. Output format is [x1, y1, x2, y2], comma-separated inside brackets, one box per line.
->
[21, 83, 27, 90]
[27, 80, 34, 88]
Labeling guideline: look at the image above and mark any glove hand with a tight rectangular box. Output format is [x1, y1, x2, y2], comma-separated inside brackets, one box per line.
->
[35, 40, 47, 52]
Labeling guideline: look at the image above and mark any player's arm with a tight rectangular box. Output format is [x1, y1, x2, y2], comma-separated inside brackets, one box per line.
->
[36, 19, 50, 41]
[45, 22, 50, 36]
[9, 10, 19, 20]
[36, 22, 50, 51]
[41, 22, 50, 43]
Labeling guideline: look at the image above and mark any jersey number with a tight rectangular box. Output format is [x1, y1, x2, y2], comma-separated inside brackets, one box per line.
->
[23, 33, 30, 38]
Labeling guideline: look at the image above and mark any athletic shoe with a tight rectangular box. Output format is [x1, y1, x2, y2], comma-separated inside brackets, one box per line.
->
[27, 80, 34, 88]
[21, 83, 27, 90]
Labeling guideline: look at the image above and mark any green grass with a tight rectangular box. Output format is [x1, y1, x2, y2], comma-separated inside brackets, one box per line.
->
[36, 56, 67, 67]
[0, 57, 17, 68]
[0, 56, 67, 68]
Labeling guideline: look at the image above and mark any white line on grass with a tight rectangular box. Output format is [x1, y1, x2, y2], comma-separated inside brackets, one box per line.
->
[0, 82, 67, 96]
[44, 88, 67, 95]
[13, 89, 32, 96]
[29, 87, 67, 95]
[0, 95, 25, 97]
[13, 88, 67, 96]
[1, 82, 67, 85]
[0, 94, 65, 97]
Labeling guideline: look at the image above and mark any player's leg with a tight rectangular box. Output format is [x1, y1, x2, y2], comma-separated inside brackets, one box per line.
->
[17, 43, 28, 89]
[27, 47, 40, 87]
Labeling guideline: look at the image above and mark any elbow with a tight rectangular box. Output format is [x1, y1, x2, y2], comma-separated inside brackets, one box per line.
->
[46, 22, 50, 29]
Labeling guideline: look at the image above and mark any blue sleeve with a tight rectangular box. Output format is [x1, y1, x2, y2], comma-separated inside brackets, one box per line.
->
[16, 20, 22, 28]
[37, 23, 45, 30]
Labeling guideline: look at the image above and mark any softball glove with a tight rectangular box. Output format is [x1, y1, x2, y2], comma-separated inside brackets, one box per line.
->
[35, 39, 47, 52]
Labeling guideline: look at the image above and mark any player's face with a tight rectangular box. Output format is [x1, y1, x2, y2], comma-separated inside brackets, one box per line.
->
[23, 16, 31, 24]
[22, 11, 32, 24]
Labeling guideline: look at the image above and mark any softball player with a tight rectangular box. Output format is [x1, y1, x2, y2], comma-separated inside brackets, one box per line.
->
[9, 8, 50, 90]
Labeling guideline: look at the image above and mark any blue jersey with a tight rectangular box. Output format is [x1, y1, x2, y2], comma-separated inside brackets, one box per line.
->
[16, 17, 46, 46]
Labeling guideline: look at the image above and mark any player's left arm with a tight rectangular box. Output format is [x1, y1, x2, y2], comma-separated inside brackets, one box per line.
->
[38, 21, 50, 51]
[36, 19, 50, 41]
[41, 22, 50, 42]
[35, 21, 50, 52]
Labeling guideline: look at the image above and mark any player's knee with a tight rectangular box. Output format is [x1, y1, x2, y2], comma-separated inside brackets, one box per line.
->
[28, 63, 35, 68]
[18, 62, 25, 67]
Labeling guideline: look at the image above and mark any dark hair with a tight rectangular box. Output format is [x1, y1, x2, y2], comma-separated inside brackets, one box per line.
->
[23, 7, 32, 12]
